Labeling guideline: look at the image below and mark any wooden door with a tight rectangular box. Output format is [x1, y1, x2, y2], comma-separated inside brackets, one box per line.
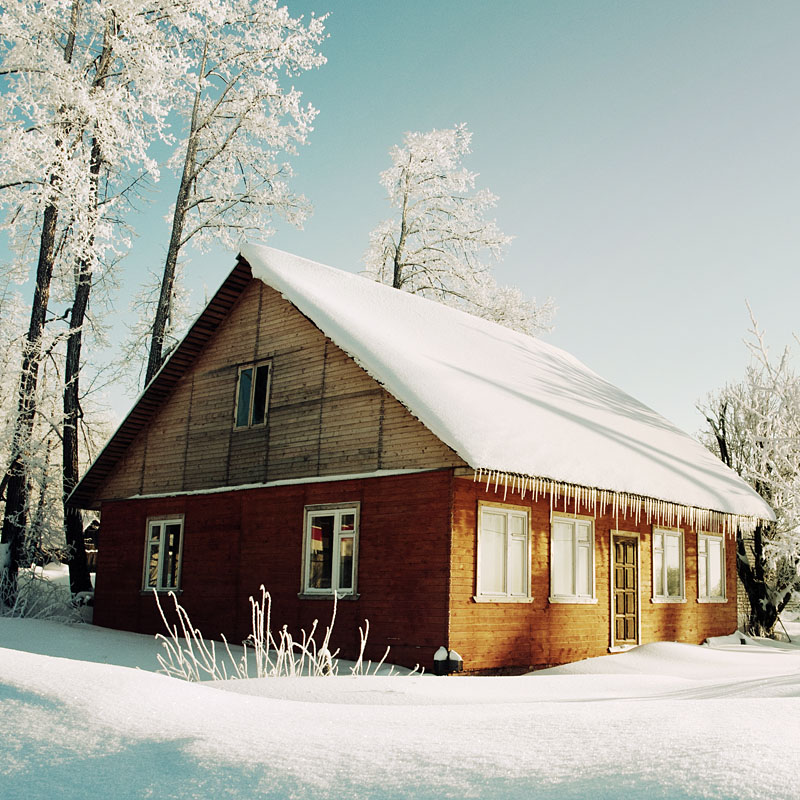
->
[613, 536, 638, 646]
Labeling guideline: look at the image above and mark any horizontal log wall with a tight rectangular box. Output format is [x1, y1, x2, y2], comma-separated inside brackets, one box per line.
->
[448, 477, 737, 673]
[94, 471, 454, 670]
[97, 279, 464, 501]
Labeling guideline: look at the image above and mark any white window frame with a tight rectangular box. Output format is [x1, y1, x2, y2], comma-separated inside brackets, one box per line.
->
[233, 360, 272, 430]
[474, 503, 531, 602]
[697, 532, 727, 603]
[549, 514, 597, 604]
[142, 516, 184, 591]
[301, 503, 360, 597]
[652, 527, 685, 603]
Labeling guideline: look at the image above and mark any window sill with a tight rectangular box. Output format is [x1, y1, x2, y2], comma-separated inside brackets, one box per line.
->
[650, 597, 686, 604]
[548, 596, 598, 604]
[472, 595, 533, 604]
[297, 592, 360, 601]
[608, 644, 636, 653]
[140, 589, 183, 596]
[697, 596, 727, 604]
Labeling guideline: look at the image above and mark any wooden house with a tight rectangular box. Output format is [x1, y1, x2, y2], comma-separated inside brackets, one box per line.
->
[70, 246, 774, 673]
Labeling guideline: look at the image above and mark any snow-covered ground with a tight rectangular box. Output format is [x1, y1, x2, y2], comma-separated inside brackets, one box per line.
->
[2, 610, 800, 799]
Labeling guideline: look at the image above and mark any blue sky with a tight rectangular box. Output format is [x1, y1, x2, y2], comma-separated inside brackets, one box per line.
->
[10, 1, 800, 435]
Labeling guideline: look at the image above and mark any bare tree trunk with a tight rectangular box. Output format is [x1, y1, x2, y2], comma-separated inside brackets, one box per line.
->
[63, 249, 93, 595]
[704, 403, 789, 636]
[62, 10, 113, 593]
[736, 523, 793, 636]
[1, 202, 59, 604]
[1, 0, 83, 606]
[145, 51, 205, 386]
[145, 190, 188, 384]
[392, 177, 410, 289]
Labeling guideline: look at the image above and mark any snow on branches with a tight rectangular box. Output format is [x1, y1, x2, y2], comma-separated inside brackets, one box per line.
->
[699, 310, 800, 634]
[143, 0, 327, 383]
[363, 123, 553, 335]
[164, 0, 327, 252]
[0, 0, 183, 278]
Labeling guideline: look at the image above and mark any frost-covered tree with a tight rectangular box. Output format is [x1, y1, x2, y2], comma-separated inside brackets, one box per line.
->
[143, 0, 327, 384]
[699, 314, 800, 636]
[0, 0, 179, 600]
[0, 283, 80, 582]
[363, 124, 553, 335]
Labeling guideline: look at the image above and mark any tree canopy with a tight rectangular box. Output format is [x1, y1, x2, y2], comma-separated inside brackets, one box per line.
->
[363, 124, 553, 336]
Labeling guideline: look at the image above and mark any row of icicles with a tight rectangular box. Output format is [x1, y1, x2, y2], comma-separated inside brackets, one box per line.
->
[472, 468, 760, 535]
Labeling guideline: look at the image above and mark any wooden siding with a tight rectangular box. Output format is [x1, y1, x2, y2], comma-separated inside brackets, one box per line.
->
[448, 476, 738, 673]
[96, 280, 464, 502]
[93, 471, 453, 670]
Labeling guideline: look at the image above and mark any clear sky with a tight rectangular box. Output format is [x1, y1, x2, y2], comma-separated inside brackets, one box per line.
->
[11, 0, 800, 436]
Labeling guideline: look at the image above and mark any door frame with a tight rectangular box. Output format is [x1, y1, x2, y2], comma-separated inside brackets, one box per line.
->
[609, 530, 641, 651]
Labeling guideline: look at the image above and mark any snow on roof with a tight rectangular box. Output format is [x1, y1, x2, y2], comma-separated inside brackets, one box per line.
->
[240, 244, 773, 521]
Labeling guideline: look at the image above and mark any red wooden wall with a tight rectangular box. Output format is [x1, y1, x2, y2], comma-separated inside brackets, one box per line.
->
[94, 470, 453, 671]
[94, 468, 738, 674]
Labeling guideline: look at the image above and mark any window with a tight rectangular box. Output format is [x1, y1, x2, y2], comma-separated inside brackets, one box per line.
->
[550, 515, 595, 602]
[476, 504, 530, 600]
[143, 517, 184, 591]
[303, 505, 359, 596]
[698, 532, 726, 602]
[234, 361, 271, 429]
[652, 527, 684, 601]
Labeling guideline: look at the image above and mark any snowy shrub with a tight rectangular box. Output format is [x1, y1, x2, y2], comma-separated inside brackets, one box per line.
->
[154, 586, 417, 681]
[0, 563, 85, 622]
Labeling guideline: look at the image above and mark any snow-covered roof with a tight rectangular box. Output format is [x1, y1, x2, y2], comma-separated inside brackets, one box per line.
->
[241, 244, 774, 523]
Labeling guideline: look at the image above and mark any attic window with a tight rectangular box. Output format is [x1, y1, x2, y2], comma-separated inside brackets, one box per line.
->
[234, 361, 271, 429]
